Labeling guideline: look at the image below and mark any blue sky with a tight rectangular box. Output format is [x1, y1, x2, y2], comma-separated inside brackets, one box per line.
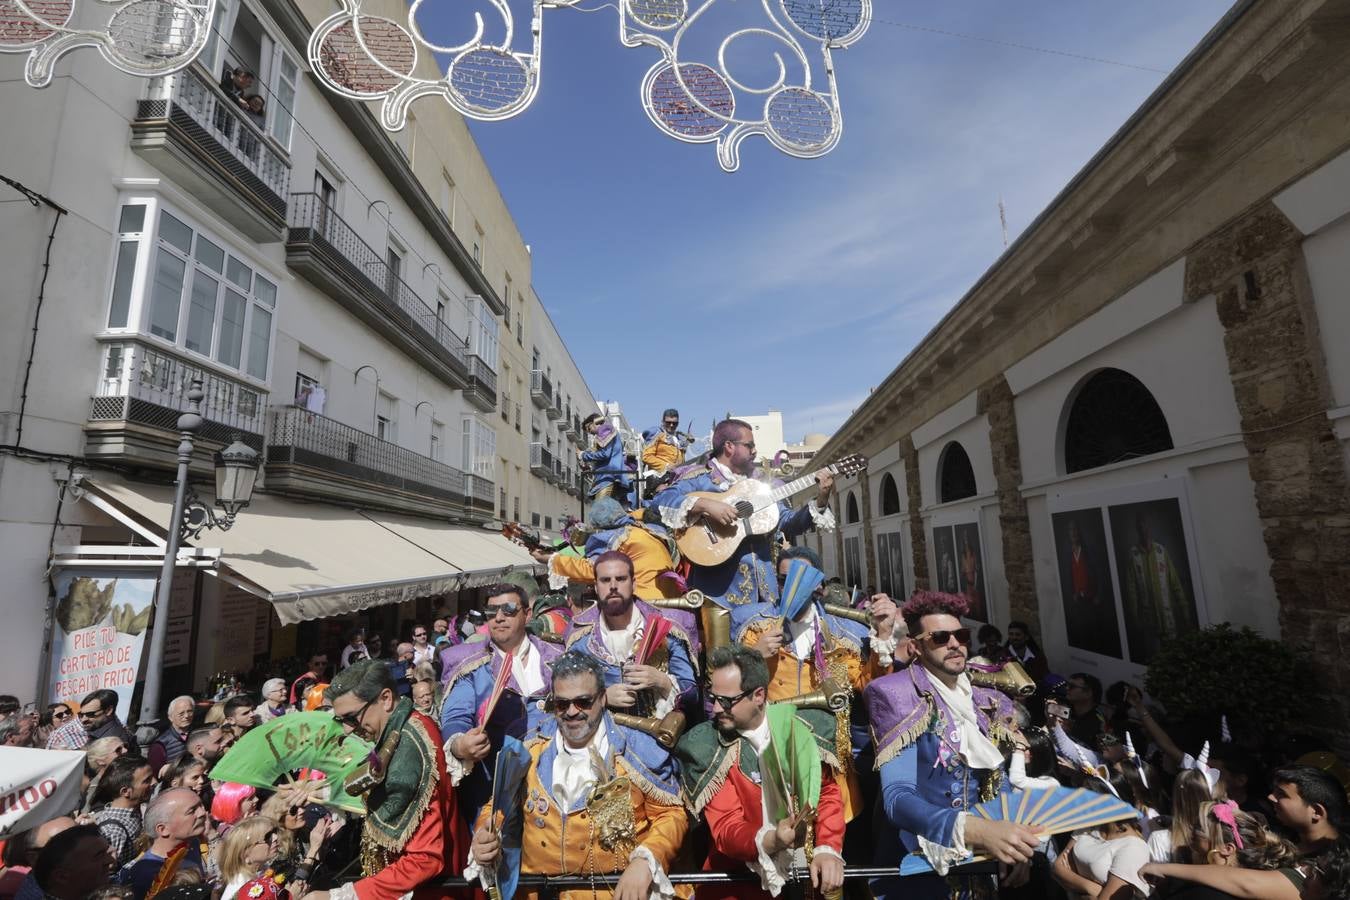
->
[436, 2, 1235, 442]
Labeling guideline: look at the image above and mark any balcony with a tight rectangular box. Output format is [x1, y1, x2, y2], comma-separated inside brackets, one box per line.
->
[464, 354, 497, 413]
[546, 390, 563, 420]
[285, 193, 470, 389]
[529, 442, 554, 480]
[266, 405, 491, 522]
[530, 370, 552, 409]
[86, 339, 266, 470]
[131, 65, 290, 242]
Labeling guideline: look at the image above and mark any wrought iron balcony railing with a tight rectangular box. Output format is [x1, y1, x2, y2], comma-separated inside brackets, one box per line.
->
[286, 193, 470, 385]
[529, 441, 554, 479]
[268, 405, 478, 507]
[530, 369, 552, 408]
[90, 339, 267, 439]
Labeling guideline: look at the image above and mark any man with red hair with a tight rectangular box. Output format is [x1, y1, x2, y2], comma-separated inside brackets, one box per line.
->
[865, 591, 1037, 899]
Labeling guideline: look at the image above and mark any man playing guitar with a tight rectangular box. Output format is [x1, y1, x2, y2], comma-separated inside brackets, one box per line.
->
[650, 418, 837, 631]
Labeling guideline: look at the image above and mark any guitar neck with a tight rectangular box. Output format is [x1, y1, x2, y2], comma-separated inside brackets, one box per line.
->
[768, 467, 831, 503]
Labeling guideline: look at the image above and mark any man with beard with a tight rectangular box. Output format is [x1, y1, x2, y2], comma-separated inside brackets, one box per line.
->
[651, 419, 836, 628]
[564, 552, 697, 718]
[115, 789, 211, 898]
[302, 660, 469, 900]
[440, 583, 562, 828]
[467, 651, 687, 900]
[864, 591, 1036, 900]
[675, 644, 845, 899]
[641, 408, 691, 483]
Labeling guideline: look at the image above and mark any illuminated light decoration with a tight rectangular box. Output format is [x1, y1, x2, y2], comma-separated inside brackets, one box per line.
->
[307, 0, 871, 172]
[1, 0, 215, 87]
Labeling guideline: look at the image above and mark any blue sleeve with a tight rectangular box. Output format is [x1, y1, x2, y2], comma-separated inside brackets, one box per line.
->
[778, 500, 817, 539]
[581, 444, 608, 465]
[439, 673, 479, 739]
[880, 743, 960, 846]
[666, 638, 697, 708]
[652, 475, 699, 511]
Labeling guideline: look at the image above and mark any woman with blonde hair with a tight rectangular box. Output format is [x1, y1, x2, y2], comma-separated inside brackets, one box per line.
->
[214, 816, 282, 900]
[1139, 801, 1309, 899]
[1149, 768, 1220, 863]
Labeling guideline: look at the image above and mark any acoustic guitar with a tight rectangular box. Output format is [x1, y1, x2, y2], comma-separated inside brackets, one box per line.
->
[674, 455, 867, 567]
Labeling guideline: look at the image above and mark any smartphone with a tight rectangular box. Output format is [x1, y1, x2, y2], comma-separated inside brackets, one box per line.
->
[1046, 700, 1070, 721]
[302, 804, 328, 829]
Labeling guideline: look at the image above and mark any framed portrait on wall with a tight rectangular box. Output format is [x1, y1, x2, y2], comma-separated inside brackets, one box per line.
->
[843, 535, 862, 589]
[931, 525, 958, 595]
[887, 531, 906, 600]
[953, 522, 988, 622]
[1051, 509, 1123, 658]
[1108, 498, 1200, 665]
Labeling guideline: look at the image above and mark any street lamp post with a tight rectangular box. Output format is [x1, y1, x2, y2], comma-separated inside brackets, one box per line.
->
[138, 379, 259, 724]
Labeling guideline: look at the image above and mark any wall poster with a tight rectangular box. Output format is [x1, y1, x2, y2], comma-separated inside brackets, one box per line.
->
[876, 533, 893, 596]
[953, 522, 988, 622]
[843, 535, 862, 590]
[1048, 482, 1205, 667]
[931, 525, 958, 595]
[887, 532, 907, 600]
[47, 571, 154, 720]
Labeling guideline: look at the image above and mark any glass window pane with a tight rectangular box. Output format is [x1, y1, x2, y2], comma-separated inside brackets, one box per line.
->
[217, 289, 246, 368]
[195, 236, 224, 273]
[107, 239, 139, 328]
[185, 269, 219, 354]
[254, 275, 276, 308]
[246, 305, 271, 378]
[118, 205, 146, 233]
[147, 249, 186, 340]
[158, 211, 192, 253]
[226, 257, 252, 290]
[273, 82, 295, 147]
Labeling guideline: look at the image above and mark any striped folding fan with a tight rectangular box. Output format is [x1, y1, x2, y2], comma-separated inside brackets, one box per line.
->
[899, 785, 1139, 876]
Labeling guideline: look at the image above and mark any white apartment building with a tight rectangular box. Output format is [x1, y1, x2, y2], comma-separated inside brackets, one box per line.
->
[0, 0, 598, 701]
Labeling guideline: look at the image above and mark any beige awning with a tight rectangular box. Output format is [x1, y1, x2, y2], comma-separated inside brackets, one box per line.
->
[79, 476, 537, 624]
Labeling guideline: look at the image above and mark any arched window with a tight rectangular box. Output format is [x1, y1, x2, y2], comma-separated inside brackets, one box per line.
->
[879, 473, 901, 516]
[938, 442, 977, 503]
[845, 491, 860, 524]
[1064, 368, 1174, 474]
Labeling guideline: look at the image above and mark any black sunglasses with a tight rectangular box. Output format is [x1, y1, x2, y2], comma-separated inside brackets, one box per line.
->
[708, 688, 754, 711]
[547, 693, 599, 713]
[485, 602, 522, 619]
[333, 697, 375, 728]
[918, 628, 971, 647]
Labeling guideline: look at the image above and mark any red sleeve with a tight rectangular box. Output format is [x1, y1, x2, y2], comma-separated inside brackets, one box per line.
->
[814, 765, 845, 853]
[703, 767, 763, 862]
[352, 795, 446, 900]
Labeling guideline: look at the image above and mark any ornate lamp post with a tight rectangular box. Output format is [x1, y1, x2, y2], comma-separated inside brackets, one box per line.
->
[138, 380, 259, 723]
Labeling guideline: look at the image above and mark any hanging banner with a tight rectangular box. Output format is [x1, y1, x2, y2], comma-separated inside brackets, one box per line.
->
[47, 571, 155, 720]
[0, 747, 87, 838]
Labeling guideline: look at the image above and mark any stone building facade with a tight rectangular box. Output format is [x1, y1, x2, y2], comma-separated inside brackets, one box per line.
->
[801, 0, 1350, 744]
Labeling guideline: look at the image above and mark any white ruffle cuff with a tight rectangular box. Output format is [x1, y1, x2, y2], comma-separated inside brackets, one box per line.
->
[750, 824, 791, 897]
[917, 811, 968, 876]
[630, 845, 676, 899]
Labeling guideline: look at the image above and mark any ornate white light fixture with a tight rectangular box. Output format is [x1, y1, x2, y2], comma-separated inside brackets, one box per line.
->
[307, 0, 872, 172]
[1, 0, 216, 86]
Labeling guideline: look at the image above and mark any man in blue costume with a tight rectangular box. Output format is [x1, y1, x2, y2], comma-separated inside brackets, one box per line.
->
[580, 412, 633, 507]
[650, 419, 836, 641]
[439, 582, 563, 828]
[864, 590, 1036, 899]
[564, 551, 699, 719]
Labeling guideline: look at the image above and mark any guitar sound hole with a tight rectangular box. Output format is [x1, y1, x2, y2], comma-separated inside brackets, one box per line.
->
[735, 501, 754, 518]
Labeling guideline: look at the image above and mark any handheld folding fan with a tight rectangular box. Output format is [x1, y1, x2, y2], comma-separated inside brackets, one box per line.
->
[899, 785, 1139, 876]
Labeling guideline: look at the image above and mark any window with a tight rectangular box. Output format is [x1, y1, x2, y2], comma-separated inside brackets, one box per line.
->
[385, 243, 403, 298]
[105, 199, 276, 383]
[472, 241, 481, 266]
[466, 296, 499, 370]
[430, 420, 444, 462]
[938, 441, 977, 503]
[499, 487, 507, 519]
[462, 418, 497, 479]
[513, 495, 520, 522]
[845, 491, 860, 524]
[879, 473, 901, 516]
[440, 171, 455, 226]
[270, 49, 298, 148]
[376, 392, 397, 442]
[214, 0, 299, 150]
[544, 516, 553, 530]
[1063, 368, 1174, 474]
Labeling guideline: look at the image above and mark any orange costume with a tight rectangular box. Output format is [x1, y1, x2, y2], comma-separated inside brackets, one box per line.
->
[472, 716, 689, 900]
[547, 523, 681, 601]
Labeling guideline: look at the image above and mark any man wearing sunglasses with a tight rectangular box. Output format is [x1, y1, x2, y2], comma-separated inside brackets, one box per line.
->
[650, 418, 837, 618]
[580, 412, 633, 507]
[562, 551, 697, 718]
[467, 651, 687, 900]
[440, 583, 561, 828]
[302, 659, 469, 900]
[675, 644, 845, 899]
[864, 591, 1037, 899]
[46, 689, 134, 751]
